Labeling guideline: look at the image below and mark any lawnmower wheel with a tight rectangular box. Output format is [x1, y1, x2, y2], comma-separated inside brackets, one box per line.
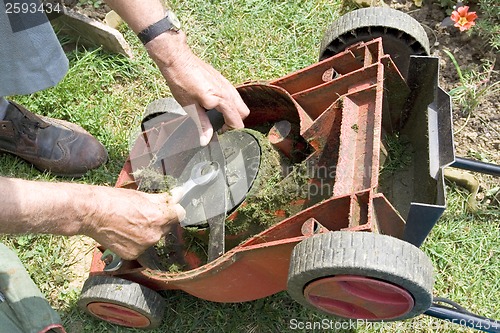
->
[78, 275, 166, 329]
[287, 231, 433, 321]
[319, 7, 430, 77]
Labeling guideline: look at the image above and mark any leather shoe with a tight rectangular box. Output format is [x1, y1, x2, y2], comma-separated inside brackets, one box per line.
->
[0, 101, 108, 177]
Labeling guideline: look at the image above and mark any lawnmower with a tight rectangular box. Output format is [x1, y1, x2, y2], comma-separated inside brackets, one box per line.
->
[78, 7, 500, 331]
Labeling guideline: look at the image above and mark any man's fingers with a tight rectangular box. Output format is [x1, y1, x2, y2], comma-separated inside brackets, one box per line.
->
[164, 188, 186, 219]
[172, 203, 186, 223]
[160, 190, 186, 222]
[234, 91, 250, 120]
[168, 187, 184, 204]
[215, 100, 247, 131]
[184, 103, 214, 146]
[197, 107, 214, 146]
[220, 88, 250, 130]
[198, 75, 249, 131]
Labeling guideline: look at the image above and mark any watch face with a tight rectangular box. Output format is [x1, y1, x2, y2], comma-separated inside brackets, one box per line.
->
[168, 11, 181, 30]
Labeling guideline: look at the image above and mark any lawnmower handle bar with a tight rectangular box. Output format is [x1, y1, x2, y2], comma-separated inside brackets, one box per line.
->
[425, 301, 500, 332]
[452, 157, 500, 177]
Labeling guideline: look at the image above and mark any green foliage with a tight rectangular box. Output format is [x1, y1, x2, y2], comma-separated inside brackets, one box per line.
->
[435, 0, 456, 14]
[425, 184, 500, 316]
[78, 0, 103, 9]
[381, 133, 413, 174]
[168, 0, 342, 82]
[444, 50, 500, 117]
[0, 234, 77, 309]
[476, 0, 500, 50]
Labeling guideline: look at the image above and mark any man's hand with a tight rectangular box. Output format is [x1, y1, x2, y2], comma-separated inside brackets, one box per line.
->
[85, 187, 185, 260]
[104, 0, 251, 145]
[146, 32, 250, 145]
[161, 49, 250, 145]
[0, 177, 185, 260]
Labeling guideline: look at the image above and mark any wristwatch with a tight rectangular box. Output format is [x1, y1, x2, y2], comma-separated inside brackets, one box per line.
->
[137, 11, 182, 45]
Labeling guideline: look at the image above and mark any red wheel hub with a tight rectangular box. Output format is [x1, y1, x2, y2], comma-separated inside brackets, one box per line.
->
[87, 302, 151, 328]
[304, 275, 414, 320]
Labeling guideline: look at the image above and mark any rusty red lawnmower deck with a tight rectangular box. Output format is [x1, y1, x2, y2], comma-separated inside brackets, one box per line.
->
[90, 37, 408, 297]
[79, 8, 500, 332]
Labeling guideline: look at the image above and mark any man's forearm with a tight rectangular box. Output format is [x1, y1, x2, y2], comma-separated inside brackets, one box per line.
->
[104, 0, 166, 33]
[0, 176, 92, 235]
[104, 0, 189, 69]
[104, 0, 250, 138]
[0, 176, 184, 259]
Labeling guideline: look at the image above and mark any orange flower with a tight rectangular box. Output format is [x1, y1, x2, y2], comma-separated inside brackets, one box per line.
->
[450, 6, 478, 31]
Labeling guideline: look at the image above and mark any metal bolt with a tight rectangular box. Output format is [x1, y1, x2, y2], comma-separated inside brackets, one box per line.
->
[223, 147, 236, 159]
[227, 171, 239, 186]
[101, 254, 113, 265]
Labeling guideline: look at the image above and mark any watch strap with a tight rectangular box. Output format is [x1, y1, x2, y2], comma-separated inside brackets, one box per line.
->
[137, 13, 180, 45]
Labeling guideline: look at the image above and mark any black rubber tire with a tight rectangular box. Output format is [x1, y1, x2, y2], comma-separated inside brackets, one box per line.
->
[287, 231, 434, 321]
[319, 7, 430, 77]
[78, 275, 166, 329]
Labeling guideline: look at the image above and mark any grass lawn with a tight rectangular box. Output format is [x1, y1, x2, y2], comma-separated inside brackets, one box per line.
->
[1, 0, 499, 332]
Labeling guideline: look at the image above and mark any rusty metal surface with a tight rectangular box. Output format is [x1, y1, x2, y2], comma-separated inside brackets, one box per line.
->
[88, 38, 445, 302]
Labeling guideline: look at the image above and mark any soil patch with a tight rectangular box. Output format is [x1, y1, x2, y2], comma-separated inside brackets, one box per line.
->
[62, 0, 110, 21]
[391, 1, 499, 166]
